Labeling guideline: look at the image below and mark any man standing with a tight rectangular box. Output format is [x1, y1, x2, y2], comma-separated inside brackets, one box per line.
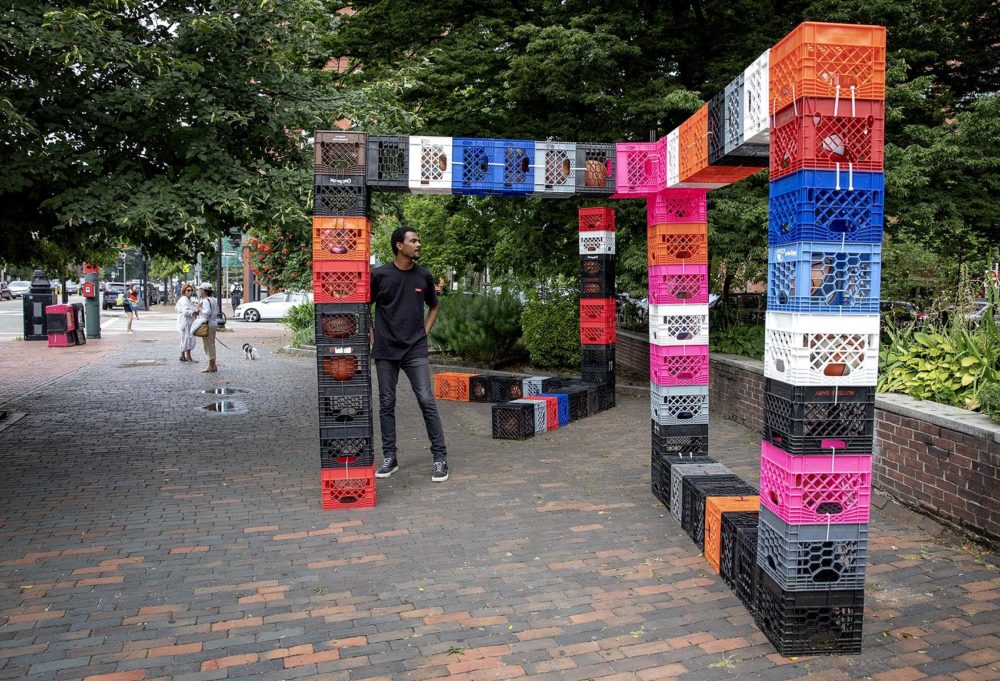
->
[371, 227, 449, 482]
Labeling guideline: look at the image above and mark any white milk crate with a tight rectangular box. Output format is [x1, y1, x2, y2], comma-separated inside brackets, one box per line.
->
[743, 50, 770, 145]
[669, 462, 732, 521]
[509, 399, 546, 434]
[579, 230, 615, 255]
[533, 141, 576, 196]
[764, 311, 880, 386]
[648, 304, 710, 346]
[665, 128, 680, 188]
[522, 376, 552, 397]
[408, 136, 453, 194]
[650, 383, 710, 426]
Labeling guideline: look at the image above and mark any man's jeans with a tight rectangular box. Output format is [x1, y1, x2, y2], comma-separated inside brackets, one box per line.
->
[375, 356, 447, 463]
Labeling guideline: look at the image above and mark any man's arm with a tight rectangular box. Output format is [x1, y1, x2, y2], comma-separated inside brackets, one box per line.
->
[425, 303, 439, 336]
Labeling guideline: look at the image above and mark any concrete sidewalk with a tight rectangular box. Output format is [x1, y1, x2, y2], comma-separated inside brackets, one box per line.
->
[0, 330, 997, 681]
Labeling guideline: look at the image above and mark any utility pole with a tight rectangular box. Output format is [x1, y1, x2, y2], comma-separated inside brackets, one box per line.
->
[215, 236, 223, 322]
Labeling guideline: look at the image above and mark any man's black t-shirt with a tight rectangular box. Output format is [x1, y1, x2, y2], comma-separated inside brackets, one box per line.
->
[370, 263, 438, 360]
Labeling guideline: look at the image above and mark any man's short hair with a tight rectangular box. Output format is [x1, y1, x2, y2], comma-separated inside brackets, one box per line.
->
[390, 227, 416, 256]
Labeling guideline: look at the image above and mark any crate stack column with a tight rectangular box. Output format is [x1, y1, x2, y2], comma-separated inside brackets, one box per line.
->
[756, 22, 886, 655]
[312, 131, 376, 510]
[579, 207, 616, 409]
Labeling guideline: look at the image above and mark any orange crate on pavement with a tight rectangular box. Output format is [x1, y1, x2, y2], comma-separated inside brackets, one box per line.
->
[433, 372, 479, 401]
[704, 495, 760, 572]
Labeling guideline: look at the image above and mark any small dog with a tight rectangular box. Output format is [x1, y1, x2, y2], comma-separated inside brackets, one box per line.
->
[242, 342, 259, 360]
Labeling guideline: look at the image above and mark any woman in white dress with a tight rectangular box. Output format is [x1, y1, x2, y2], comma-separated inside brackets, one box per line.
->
[175, 283, 198, 362]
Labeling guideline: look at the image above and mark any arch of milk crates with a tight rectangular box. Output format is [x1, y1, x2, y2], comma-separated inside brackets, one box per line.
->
[308, 21, 886, 657]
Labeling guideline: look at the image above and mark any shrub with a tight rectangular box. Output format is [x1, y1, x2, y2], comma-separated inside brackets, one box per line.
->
[710, 324, 765, 360]
[521, 292, 580, 368]
[980, 384, 1000, 424]
[429, 292, 523, 363]
[281, 300, 315, 348]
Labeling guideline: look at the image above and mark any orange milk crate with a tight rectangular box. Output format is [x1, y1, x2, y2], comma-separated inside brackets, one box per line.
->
[647, 223, 709, 266]
[704, 495, 760, 572]
[433, 372, 479, 401]
[678, 104, 709, 184]
[312, 217, 371, 261]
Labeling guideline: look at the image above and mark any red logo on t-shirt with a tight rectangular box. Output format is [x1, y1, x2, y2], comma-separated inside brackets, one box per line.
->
[415, 288, 423, 293]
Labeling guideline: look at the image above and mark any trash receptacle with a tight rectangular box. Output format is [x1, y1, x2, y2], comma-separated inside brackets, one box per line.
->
[23, 270, 54, 341]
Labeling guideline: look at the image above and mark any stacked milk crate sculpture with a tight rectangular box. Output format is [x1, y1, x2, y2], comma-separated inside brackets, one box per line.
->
[754, 23, 886, 656]
[579, 207, 616, 410]
[312, 131, 376, 510]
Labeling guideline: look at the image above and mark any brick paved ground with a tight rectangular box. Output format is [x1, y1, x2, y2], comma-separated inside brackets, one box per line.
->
[0, 326, 998, 680]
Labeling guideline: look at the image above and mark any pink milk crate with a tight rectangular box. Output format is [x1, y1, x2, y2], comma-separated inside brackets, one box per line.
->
[615, 140, 666, 196]
[650, 345, 710, 387]
[646, 189, 708, 225]
[759, 440, 872, 524]
[648, 264, 710, 305]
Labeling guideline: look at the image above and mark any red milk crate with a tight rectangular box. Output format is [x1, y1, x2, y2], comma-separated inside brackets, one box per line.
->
[647, 224, 709, 266]
[312, 217, 371, 261]
[580, 298, 616, 326]
[646, 189, 708, 225]
[313, 260, 370, 303]
[579, 207, 615, 232]
[650, 344, 710, 387]
[770, 98, 884, 180]
[648, 264, 709, 305]
[759, 440, 872, 524]
[524, 396, 560, 431]
[321, 467, 376, 510]
[580, 325, 616, 345]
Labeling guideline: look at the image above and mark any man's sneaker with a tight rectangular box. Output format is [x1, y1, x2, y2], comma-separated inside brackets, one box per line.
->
[375, 458, 398, 478]
[431, 461, 449, 482]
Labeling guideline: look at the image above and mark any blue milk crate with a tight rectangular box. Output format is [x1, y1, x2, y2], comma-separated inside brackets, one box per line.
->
[453, 138, 534, 196]
[769, 169, 884, 246]
[768, 242, 882, 314]
[537, 393, 570, 426]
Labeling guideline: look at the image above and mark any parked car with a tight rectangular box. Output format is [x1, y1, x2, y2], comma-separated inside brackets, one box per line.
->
[7, 280, 31, 298]
[102, 282, 127, 310]
[0, 282, 11, 300]
[65, 280, 81, 295]
[234, 292, 312, 322]
[880, 300, 928, 328]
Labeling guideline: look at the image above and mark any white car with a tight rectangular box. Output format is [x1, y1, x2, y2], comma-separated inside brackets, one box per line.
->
[6, 280, 31, 298]
[234, 292, 312, 322]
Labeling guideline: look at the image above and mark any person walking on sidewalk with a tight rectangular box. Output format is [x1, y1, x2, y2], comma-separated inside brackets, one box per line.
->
[175, 283, 199, 362]
[371, 227, 449, 482]
[124, 285, 139, 334]
[195, 281, 220, 373]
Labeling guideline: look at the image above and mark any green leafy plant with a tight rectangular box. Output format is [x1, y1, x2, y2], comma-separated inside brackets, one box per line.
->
[979, 383, 1000, 424]
[428, 292, 523, 363]
[281, 300, 315, 348]
[520, 292, 580, 369]
[710, 325, 765, 360]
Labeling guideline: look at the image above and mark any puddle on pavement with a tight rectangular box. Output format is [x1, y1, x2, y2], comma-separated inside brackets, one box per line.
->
[201, 388, 247, 395]
[203, 401, 238, 412]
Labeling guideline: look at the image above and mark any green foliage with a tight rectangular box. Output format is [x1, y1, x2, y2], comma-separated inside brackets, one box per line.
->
[710, 325, 766, 361]
[979, 384, 1000, 425]
[281, 301, 316, 348]
[428, 293, 523, 363]
[520, 293, 580, 369]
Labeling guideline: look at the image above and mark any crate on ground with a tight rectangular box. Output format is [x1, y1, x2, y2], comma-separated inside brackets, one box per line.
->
[764, 311, 880, 386]
[469, 375, 491, 402]
[453, 138, 535, 196]
[493, 401, 538, 440]
[534, 141, 576, 196]
[651, 456, 671, 507]
[594, 382, 615, 411]
[615, 139, 666, 196]
[648, 304, 710, 346]
[768, 242, 882, 314]
[769, 169, 884, 246]
[757, 506, 868, 591]
[582, 367, 615, 389]
[668, 462, 733, 521]
[313, 175, 368, 217]
[408, 136, 453, 194]
[509, 399, 546, 433]
[524, 395, 559, 431]
[316, 344, 372, 391]
[760, 440, 872, 524]
[433, 372, 479, 401]
[580, 254, 616, 297]
[705, 496, 761, 573]
[487, 375, 525, 402]
[651, 383, 709, 427]
[734, 526, 760, 612]
[365, 135, 409, 191]
[650, 344, 710, 387]
[523, 376, 557, 397]
[548, 384, 588, 421]
[764, 378, 875, 455]
[721, 511, 760, 589]
[579, 206, 615, 232]
[321, 467, 376, 510]
[769, 21, 887, 114]
[648, 264, 709, 305]
[771, 99, 884, 180]
[647, 223, 709, 266]
[319, 424, 375, 469]
[581, 344, 615, 372]
[575, 143, 616, 195]
[653, 449, 716, 506]
[314, 303, 371, 347]
[312, 217, 371, 261]
[579, 230, 615, 255]
[537, 393, 570, 426]
[743, 50, 770, 146]
[755, 568, 865, 656]
[313, 260, 370, 304]
[318, 388, 373, 430]
[652, 421, 710, 457]
[682, 476, 759, 547]
[313, 131, 366, 175]
[646, 189, 708, 225]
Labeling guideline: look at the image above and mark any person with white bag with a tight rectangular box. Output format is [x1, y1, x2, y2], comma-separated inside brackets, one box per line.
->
[191, 281, 220, 373]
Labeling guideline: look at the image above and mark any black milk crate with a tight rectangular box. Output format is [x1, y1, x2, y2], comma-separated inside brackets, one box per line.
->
[763, 379, 875, 455]
[651, 421, 709, 457]
[594, 382, 615, 411]
[365, 135, 409, 191]
[652, 452, 717, 507]
[582, 367, 615, 388]
[707, 90, 726, 164]
[319, 424, 374, 469]
[756, 506, 869, 591]
[720, 511, 760, 589]
[734, 526, 759, 612]
[316, 344, 372, 391]
[469, 374, 491, 402]
[318, 386, 373, 430]
[549, 383, 589, 421]
[560, 381, 599, 416]
[579, 254, 616, 298]
[314, 303, 371, 347]
[492, 402, 536, 440]
[487, 375, 524, 402]
[581, 343, 615, 372]
[314, 177, 369, 217]
[651, 456, 671, 506]
[681, 475, 758, 548]
[754, 568, 865, 656]
[575, 143, 616, 195]
[314, 131, 367, 175]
